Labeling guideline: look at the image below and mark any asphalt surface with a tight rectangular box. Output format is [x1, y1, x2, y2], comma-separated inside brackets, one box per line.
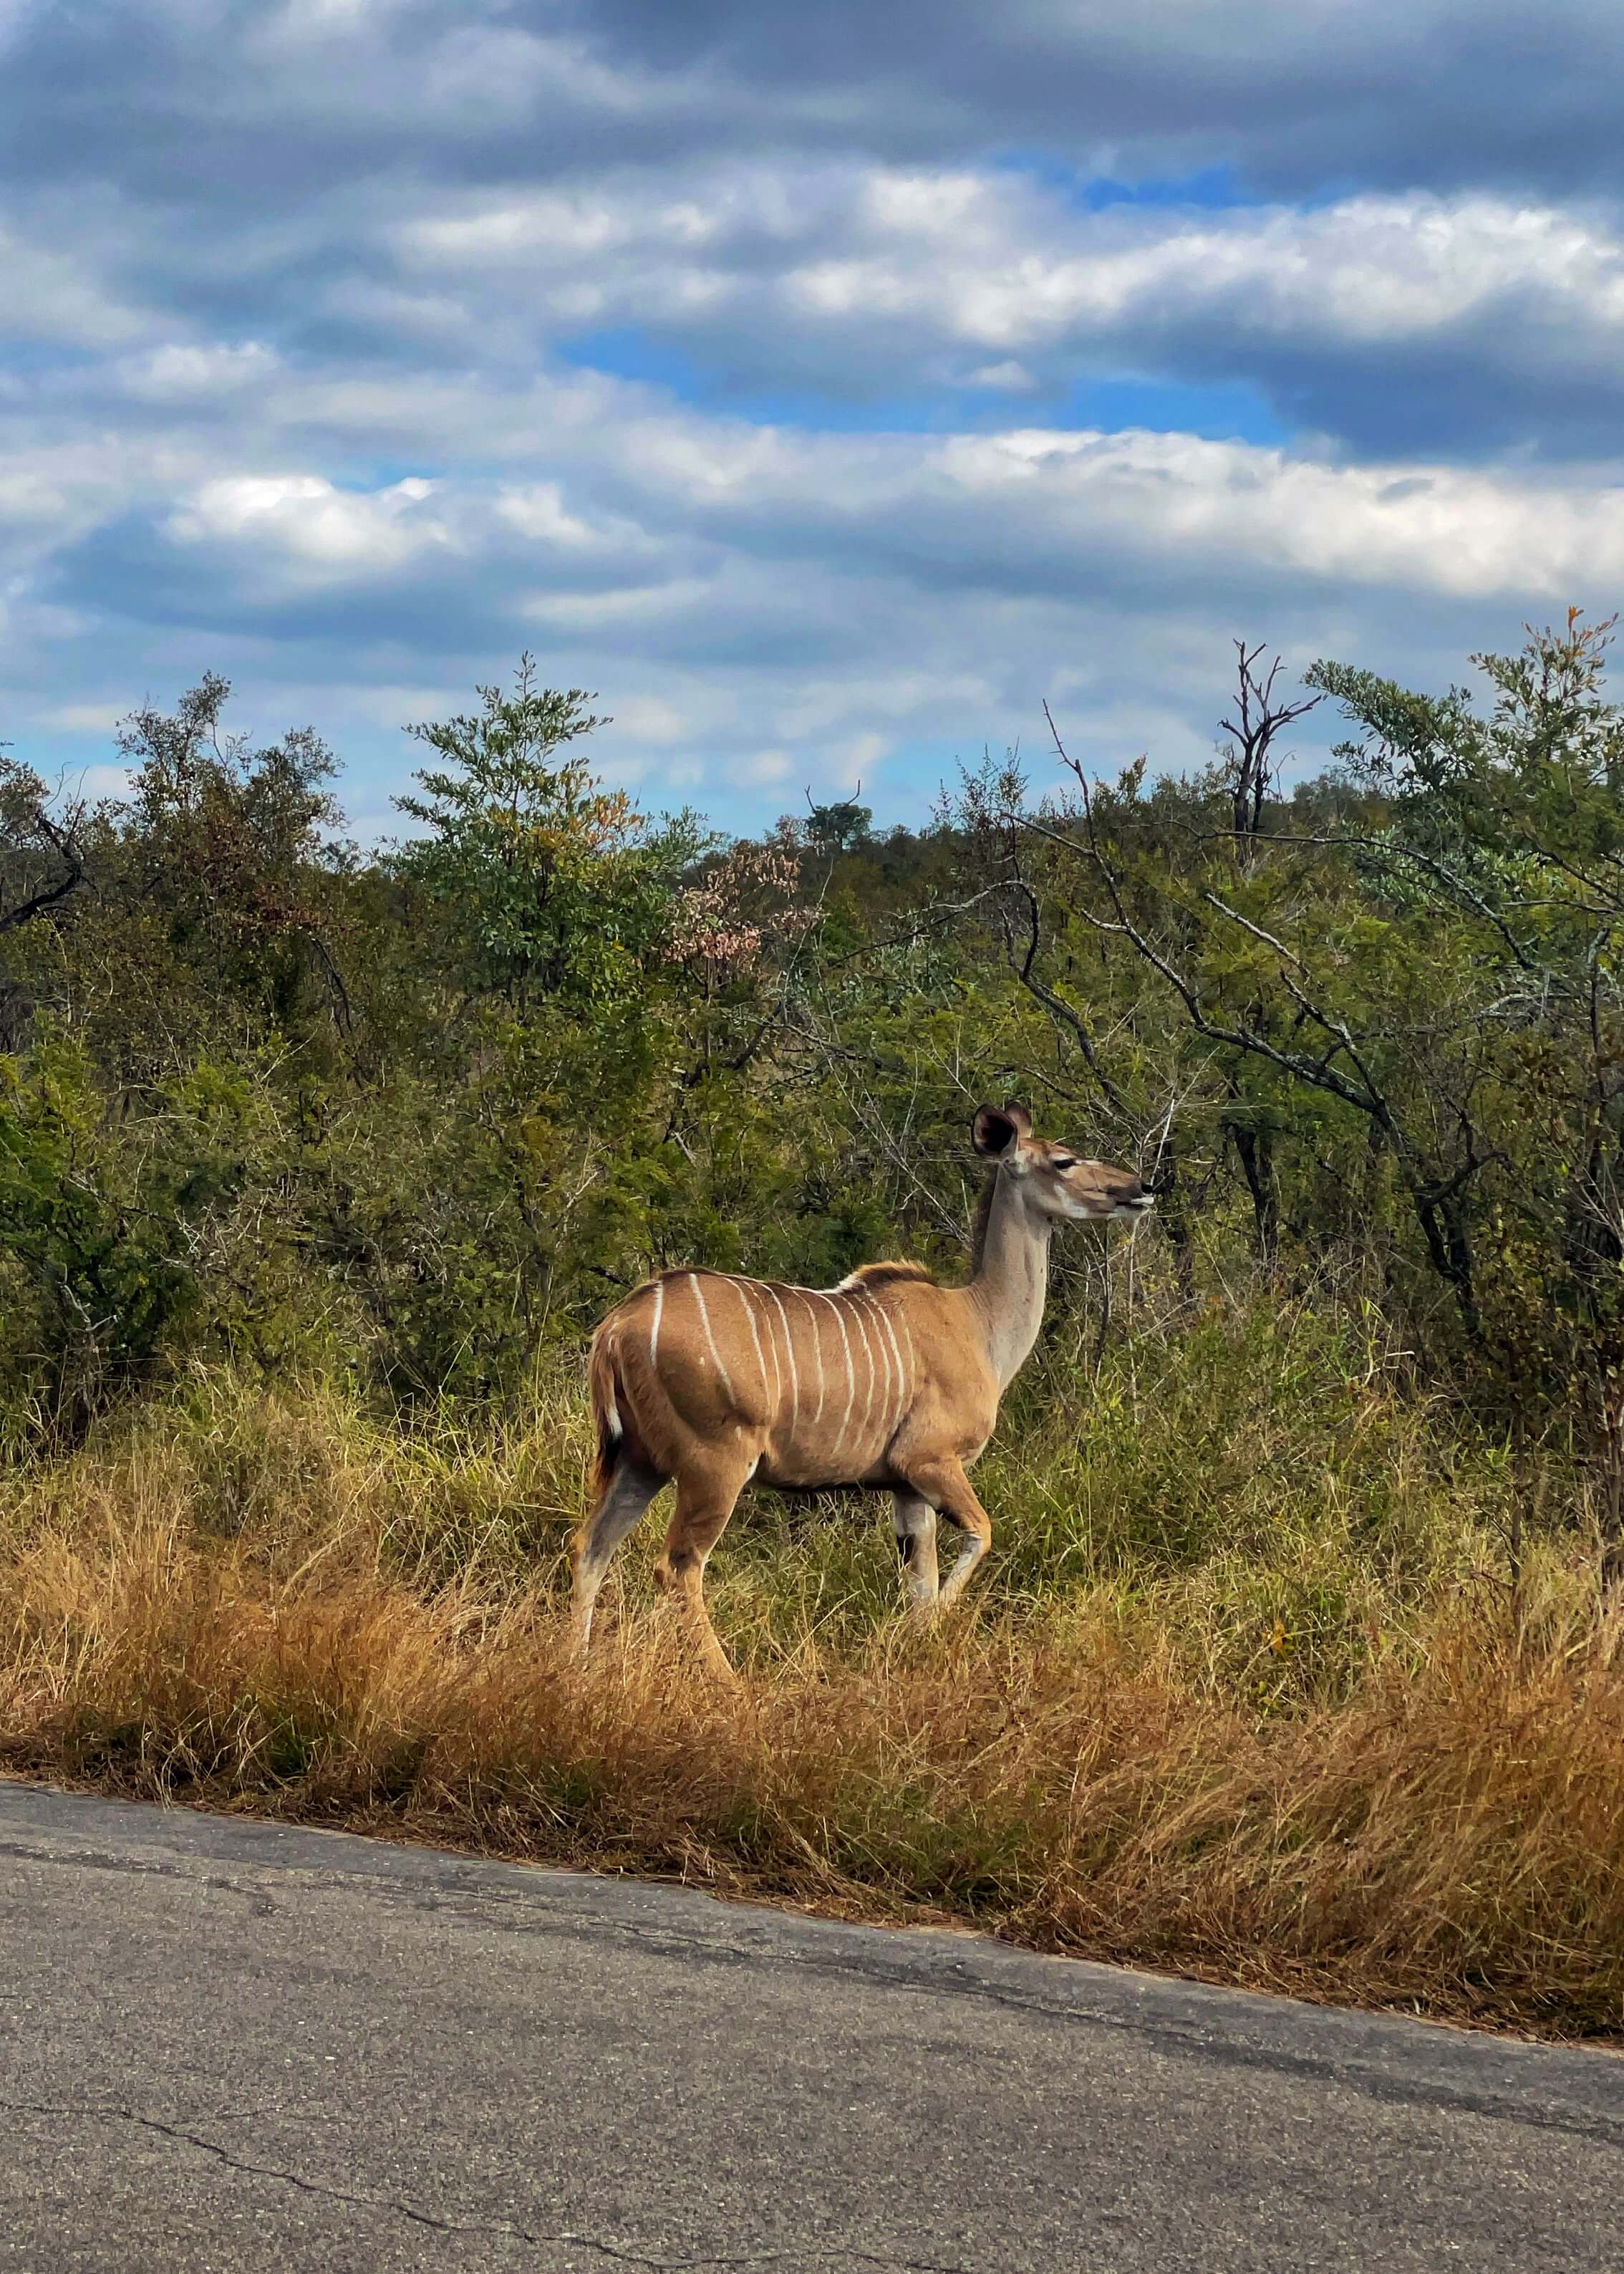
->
[1, 1783, 1620, 2273]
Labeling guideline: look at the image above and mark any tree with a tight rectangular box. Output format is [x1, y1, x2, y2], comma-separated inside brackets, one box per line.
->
[394, 658, 697, 1013]
[108, 673, 352, 1043]
[803, 796, 874, 857]
[1219, 640, 1322, 861]
[1309, 611, 1624, 1409]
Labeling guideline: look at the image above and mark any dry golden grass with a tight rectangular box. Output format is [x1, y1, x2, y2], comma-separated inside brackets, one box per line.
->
[2, 1346, 1622, 2040]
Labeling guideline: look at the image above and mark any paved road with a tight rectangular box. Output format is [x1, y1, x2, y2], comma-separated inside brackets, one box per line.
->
[1, 1784, 1620, 2273]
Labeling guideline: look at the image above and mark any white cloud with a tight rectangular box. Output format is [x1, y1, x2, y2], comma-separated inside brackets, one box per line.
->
[519, 577, 722, 630]
[75, 761, 132, 798]
[32, 703, 126, 733]
[118, 341, 278, 402]
[393, 165, 1624, 433]
[609, 694, 689, 743]
[922, 425, 1624, 598]
[730, 746, 796, 786]
[4, 1, 1624, 835]
[0, 214, 154, 351]
[496, 481, 628, 550]
[967, 361, 1038, 392]
[5, 326, 1623, 829]
[165, 473, 450, 574]
[837, 729, 891, 791]
[818, 184, 1624, 376]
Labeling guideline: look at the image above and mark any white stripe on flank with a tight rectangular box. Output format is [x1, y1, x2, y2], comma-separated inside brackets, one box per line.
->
[894, 1304, 919, 1437]
[649, 1278, 664, 1367]
[755, 1283, 783, 1405]
[818, 1292, 856, 1458]
[763, 1284, 798, 1432]
[861, 1291, 894, 1444]
[730, 1278, 770, 1402]
[895, 1302, 919, 1392]
[798, 1291, 827, 1425]
[689, 1273, 737, 1400]
[874, 1299, 908, 1430]
[849, 1297, 878, 1455]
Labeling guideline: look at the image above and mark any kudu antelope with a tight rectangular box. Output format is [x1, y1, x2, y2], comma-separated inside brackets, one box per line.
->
[571, 1104, 1151, 1679]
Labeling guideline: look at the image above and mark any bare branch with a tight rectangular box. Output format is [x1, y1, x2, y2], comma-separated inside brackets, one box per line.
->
[0, 801, 87, 933]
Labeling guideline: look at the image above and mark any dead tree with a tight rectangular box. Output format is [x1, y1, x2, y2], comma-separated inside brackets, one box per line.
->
[1219, 640, 1322, 865]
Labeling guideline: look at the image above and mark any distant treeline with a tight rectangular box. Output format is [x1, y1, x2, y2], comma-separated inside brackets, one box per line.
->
[2, 618, 1621, 1476]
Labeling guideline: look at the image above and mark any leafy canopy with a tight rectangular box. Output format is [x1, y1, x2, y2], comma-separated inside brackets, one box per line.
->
[393, 657, 701, 1008]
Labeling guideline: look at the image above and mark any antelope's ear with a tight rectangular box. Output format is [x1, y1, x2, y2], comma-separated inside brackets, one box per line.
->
[971, 1102, 1033, 1158]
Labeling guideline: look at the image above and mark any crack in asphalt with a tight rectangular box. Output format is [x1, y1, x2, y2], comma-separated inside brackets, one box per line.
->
[0, 2101, 970, 2274]
[6, 1812, 1623, 2154]
[0, 1834, 278, 1919]
[298, 1880, 1624, 2148]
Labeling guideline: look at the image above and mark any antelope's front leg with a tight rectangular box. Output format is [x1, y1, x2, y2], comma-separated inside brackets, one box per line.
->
[903, 1458, 992, 1611]
[891, 1490, 939, 1624]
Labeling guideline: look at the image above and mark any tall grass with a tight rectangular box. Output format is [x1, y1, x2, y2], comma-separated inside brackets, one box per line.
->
[2, 1289, 1621, 2038]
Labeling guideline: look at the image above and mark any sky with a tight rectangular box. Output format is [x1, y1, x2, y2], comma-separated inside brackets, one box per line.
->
[3, 1, 1623, 840]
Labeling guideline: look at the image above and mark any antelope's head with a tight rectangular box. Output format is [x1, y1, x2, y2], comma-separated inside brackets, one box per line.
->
[971, 1103, 1154, 1225]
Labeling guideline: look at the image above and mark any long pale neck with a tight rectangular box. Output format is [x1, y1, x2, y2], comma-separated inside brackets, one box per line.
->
[967, 1172, 1052, 1390]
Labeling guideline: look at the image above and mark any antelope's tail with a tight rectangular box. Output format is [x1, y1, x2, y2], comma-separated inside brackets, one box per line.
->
[587, 1322, 627, 1499]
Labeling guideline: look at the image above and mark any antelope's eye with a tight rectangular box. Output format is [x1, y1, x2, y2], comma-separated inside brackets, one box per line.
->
[1051, 1155, 1078, 1171]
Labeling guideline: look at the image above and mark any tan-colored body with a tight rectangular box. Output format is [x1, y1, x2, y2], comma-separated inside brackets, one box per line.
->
[571, 1105, 1151, 1680]
[599, 1265, 997, 1492]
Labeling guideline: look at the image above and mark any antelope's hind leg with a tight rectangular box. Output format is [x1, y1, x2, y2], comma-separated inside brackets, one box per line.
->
[654, 1450, 758, 1687]
[891, 1490, 939, 1625]
[571, 1457, 665, 1661]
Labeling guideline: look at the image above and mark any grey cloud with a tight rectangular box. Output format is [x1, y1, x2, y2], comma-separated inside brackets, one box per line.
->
[4, 10, 1618, 461]
[3, 1, 1621, 211]
[569, 0, 1624, 198]
[385, 171, 1624, 459]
